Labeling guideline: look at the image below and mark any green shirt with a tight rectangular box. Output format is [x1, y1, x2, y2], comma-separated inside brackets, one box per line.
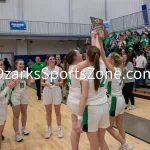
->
[31, 62, 46, 79]
[111, 33, 117, 40]
[125, 36, 133, 46]
[103, 37, 111, 47]
[140, 38, 149, 48]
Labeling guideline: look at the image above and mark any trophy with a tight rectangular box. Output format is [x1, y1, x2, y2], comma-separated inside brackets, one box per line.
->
[90, 17, 109, 37]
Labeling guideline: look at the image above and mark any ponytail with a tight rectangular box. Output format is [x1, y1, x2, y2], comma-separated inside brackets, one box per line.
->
[63, 56, 68, 86]
[94, 53, 100, 91]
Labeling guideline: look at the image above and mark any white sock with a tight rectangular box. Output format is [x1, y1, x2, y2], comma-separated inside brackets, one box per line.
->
[48, 126, 52, 130]
[57, 126, 61, 129]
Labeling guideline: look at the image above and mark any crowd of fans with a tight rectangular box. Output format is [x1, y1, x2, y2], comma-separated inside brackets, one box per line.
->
[79, 27, 150, 88]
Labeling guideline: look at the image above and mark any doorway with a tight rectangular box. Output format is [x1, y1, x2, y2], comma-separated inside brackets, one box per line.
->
[0, 52, 14, 71]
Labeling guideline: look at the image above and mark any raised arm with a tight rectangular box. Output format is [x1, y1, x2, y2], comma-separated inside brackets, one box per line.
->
[96, 32, 115, 72]
[74, 60, 89, 78]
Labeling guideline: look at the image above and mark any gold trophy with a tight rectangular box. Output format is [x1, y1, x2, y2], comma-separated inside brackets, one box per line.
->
[90, 17, 109, 37]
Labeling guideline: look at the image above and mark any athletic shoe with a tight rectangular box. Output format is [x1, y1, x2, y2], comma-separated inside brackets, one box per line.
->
[45, 128, 52, 139]
[2, 135, 5, 140]
[57, 127, 63, 138]
[129, 105, 136, 110]
[117, 144, 133, 150]
[21, 128, 30, 135]
[15, 132, 23, 142]
[125, 104, 129, 109]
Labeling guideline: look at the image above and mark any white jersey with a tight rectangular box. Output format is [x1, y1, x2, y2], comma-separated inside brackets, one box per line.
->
[0, 73, 9, 104]
[43, 66, 60, 88]
[67, 65, 81, 104]
[9, 70, 28, 93]
[80, 60, 107, 106]
[107, 67, 123, 96]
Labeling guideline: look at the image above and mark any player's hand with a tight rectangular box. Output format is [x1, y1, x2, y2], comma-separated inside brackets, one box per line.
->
[30, 79, 35, 83]
[76, 120, 83, 134]
[7, 80, 16, 89]
[46, 83, 51, 88]
[91, 30, 98, 38]
[15, 79, 20, 86]
[98, 30, 104, 39]
[54, 82, 59, 86]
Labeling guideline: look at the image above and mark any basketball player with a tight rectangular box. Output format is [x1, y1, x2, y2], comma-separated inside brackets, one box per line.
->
[63, 50, 88, 150]
[0, 59, 16, 148]
[97, 31, 133, 150]
[41, 55, 63, 139]
[76, 44, 110, 150]
[9, 59, 34, 142]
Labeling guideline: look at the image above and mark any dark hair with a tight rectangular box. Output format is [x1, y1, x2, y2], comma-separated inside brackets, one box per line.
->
[47, 55, 55, 60]
[140, 50, 144, 55]
[87, 46, 100, 91]
[124, 54, 130, 66]
[63, 50, 77, 86]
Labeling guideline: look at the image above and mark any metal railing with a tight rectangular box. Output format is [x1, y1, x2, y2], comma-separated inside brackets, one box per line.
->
[110, 9, 150, 32]
[0, 19, 92, 36]
[0, 9, 149, 36]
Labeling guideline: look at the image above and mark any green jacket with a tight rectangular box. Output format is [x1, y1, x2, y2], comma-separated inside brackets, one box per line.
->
[140, 38, 149, 48]
[31, 62, 46, 79]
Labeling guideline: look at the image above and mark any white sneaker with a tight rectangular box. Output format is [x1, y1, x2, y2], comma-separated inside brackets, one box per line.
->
[15, 132, 23, 142]
[125, 104, 129, 109]
[57, 127, 63, 138]
[129, 105, 136, 110]
[21, 128, 30, 135]
[45, 128, 52, 139]
[119, 144, 133, 150]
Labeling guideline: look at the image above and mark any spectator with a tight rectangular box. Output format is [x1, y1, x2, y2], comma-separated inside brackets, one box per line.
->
[56, 54, 63, 68]
[122, 54, 135, 110]
[84, 38, 91, 50]
[133, 37, 141, 56]
[120, 49, 126, 57]
[31, 56, 46, 100]
[3, 58, 11, 71]
[142, 27, 150, 43]
[111, 32, 117, 40]
[44, 55, 49, 66]
[135, 51, 147, 86]
[27, 59, 34, 73]
[111, 41, 120, 54]
[140, 33, 149, 50]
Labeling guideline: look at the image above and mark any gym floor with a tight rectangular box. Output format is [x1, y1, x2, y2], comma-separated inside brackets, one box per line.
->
[2, 87, 150, 150]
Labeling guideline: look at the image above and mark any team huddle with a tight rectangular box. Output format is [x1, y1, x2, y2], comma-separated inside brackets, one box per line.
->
[0, 31, 133, 150]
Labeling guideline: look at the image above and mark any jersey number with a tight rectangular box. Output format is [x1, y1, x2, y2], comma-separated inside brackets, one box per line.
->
[100, 76, 105, 87]
[20, 83, 24, 89]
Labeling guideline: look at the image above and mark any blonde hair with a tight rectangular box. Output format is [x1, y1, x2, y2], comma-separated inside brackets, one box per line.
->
[110, 52, 123, 67]
[15, 59, 24, 66]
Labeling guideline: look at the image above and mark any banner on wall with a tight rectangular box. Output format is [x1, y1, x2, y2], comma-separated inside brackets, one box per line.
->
[142, 4, 149, 26]
[10, 21, 26, 30]
[104, 21, 111, 29]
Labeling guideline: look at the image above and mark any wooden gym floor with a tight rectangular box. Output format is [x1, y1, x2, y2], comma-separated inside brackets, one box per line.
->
[2, 87, 150, 150]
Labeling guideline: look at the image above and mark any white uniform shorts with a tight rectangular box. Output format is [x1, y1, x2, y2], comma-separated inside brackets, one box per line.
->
[109, 95, 126, 117]
[42, 87, 62, 105]
[11, 91, 28, 106]
[82, 103, 110, 132]
[67, 100, 79, 116]
[0, 104, 8, 125]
